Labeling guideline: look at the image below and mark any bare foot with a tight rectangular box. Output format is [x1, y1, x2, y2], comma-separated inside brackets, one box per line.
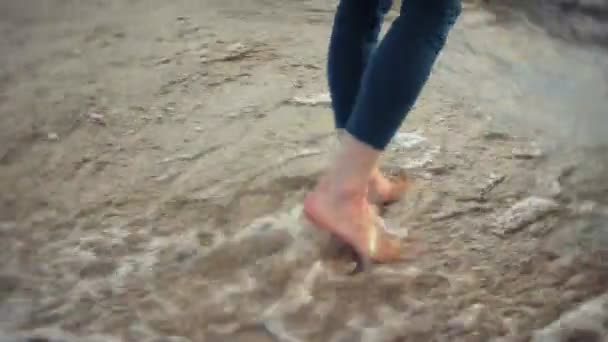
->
[303, 180, 401, 263]
[368, 169, 409, 205]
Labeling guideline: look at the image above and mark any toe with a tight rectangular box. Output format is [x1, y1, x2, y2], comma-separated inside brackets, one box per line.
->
[367, 219, 402, 263]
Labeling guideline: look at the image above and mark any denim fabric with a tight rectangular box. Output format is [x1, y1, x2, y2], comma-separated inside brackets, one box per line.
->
[327, 0, 461, 150]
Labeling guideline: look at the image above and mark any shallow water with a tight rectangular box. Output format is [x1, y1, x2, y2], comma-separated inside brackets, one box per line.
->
[1, 1, 608, 341]
[440, 3, 608, 148]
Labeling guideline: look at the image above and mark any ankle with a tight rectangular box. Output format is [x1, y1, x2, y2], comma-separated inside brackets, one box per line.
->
[320, 176, 367, 203]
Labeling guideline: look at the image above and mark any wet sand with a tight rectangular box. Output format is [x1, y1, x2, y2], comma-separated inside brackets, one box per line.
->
[1, 0, 608, 341]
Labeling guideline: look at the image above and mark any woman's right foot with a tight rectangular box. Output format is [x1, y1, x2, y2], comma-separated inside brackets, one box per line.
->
[368, 169, 409, 205]
[303, 180, 401, 263]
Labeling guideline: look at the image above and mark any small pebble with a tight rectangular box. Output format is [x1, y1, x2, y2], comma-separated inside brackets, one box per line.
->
[392, 131, 427, 150]
[290, 93, 331, 106]
[564, 273, 587, 288]
[494, 197, 559, 236]
[47, 132, 59, 141]
[0, 221, 16, 233]
[227, 42, 246, 52]
[512, 146, 543, 159]
[88, 112, 106, 125]
[447, 303, 485, 334]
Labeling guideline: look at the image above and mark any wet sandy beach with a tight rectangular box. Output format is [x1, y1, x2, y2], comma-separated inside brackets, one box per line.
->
[1, 0, 608, 341]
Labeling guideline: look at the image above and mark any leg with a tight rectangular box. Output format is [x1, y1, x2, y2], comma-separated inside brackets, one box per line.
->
[305, 0, 461, 264]
[335, 128, 410, 206]
[346, 0, 461, 150]
[328, 0, 392, 128]
[327, 0, 409, 206]
[355, 0, 461, 204]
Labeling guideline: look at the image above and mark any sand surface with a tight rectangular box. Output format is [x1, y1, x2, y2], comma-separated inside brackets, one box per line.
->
[1, 0, 608, 341]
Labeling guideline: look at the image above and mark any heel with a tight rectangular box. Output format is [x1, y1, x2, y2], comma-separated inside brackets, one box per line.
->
[300, 209, 371, 274]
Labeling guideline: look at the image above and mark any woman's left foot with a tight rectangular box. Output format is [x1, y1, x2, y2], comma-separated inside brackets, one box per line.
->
[368, 169, 409, 205]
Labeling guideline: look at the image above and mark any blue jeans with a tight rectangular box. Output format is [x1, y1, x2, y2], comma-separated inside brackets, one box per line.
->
[328, 0, 461, 150]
